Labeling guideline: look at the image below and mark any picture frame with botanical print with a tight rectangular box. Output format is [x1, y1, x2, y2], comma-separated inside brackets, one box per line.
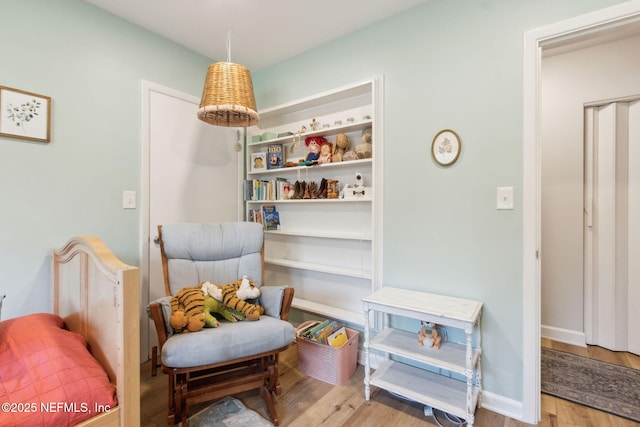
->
[431, 129, 461, 166]
[0, 86, 51, 143]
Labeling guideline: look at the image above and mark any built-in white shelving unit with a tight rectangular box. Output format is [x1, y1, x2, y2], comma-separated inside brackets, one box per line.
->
[245, 77, 383, 326]
[362, 287, 483, 426]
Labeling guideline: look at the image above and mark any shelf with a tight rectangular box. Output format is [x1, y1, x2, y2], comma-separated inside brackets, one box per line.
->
[265, 257, 372, 279]
[257, 80, 372, 121]
[292, 297, 364, 326]
[247, 158, 372, 177]
[247, 198, 371, 204]
[368, 328, 480, 376]
[370, 360, 480, 420]
[362, 287, 482, 426]
[362, 287, 483, 330]
[265, 229, 372, 241]
[249, 120, 373, 148]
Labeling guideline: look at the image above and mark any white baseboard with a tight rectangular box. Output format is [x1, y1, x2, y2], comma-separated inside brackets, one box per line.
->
[541, 325, 586, 347]
[480, 390, 528, 424]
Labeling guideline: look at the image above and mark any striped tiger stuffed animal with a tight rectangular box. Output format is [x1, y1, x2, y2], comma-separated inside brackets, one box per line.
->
[202, 277, 264, 321]
[169, 286, 205, 333]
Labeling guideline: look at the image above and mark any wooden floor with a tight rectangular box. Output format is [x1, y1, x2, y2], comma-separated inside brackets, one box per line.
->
[141, 340, 640, 426]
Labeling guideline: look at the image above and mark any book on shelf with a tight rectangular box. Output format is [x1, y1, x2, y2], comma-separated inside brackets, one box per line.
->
[244, 178, 292, 201]
[251, 152, 266, 172]
[267, 143, 284, 170]
[261, 205, 280, 231]
[247, 208, 262, 225]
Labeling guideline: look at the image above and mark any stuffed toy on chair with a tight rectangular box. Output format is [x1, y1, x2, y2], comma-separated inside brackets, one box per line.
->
[204, 296, 246, 325]
[170, 286, 207, 333]
[202, 276, 264, 321]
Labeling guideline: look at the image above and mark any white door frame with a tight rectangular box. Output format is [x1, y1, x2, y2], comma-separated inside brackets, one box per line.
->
[522, 1, 640, 423]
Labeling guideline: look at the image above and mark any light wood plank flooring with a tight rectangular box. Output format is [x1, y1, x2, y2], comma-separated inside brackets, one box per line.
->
[141, 340, 640, 426]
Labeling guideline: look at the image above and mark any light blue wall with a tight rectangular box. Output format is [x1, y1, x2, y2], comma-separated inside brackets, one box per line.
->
[0, 0, 629, 410]
[0, 0, 211, 318]
[252, 0, 627, 401]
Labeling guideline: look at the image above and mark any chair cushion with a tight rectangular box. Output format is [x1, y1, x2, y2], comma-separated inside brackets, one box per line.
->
[161, 223, 264, 295]
[161, 316, 295, 368]
[258, 285, 285, 318]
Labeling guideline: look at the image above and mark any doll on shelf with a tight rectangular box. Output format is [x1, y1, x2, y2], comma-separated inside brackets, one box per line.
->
[317, 141, 333, 165]
[299, 136, 326, 166]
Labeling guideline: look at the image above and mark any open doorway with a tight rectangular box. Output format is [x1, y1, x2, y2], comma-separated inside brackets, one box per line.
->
[540, 32, 640, 351]
[523, 3, 640, 424]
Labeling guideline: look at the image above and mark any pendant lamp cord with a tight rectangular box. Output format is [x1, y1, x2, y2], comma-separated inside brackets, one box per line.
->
[226, 30, 232, 63]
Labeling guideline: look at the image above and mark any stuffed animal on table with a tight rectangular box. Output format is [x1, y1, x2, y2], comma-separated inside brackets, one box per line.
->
[354, 127, 373, 159]
[202, 276, 264, 321]
[417, 321, 442, 349]
[170, 286, 206, 333]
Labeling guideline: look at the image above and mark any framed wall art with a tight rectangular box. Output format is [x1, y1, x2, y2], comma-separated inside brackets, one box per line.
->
[431, 129, 461, 166]
[0, 86, 51, 143]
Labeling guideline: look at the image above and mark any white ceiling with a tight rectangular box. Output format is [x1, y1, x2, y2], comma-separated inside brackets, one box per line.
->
[85, 0, 428, 71]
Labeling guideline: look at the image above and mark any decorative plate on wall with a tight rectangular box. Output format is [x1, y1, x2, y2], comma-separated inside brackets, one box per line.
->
[431, 129, 461, 166]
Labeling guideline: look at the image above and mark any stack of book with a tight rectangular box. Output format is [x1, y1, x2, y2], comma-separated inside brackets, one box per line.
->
[298, 320, 348, 348]
[248, 204, 281, 231]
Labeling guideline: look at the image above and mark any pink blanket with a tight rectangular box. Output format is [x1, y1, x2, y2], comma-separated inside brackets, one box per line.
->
[0, 313, 117, 426]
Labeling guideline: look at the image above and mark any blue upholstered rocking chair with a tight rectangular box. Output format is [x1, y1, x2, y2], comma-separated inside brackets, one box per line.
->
[147, 222, 295, 426]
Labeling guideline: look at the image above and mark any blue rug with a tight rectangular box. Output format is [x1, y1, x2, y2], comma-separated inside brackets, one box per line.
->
[187, 397, 273, 427]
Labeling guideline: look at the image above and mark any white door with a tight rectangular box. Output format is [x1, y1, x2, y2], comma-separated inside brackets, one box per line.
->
[628, 100, 640, 355]
[584, 99, 640, 355]
[141, 81, 243, 359]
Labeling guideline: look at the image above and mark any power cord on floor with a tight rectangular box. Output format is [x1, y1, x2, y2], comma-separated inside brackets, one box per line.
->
[389, 392, 465, 426]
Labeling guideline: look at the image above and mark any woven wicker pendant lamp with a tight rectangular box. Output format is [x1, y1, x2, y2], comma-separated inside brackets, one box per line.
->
[197, 32, 259, 127]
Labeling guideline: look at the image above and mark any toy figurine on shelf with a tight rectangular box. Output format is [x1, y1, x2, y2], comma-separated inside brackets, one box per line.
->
[418, 321, 442, 349]
[317, 141, 333, 164]
[299, 136, 326, 166]
[327, 179, 339, 199]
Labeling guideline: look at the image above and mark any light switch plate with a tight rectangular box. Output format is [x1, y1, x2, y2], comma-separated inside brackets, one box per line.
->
[497, 187, 514, 210]
[123, 191, 136, 209]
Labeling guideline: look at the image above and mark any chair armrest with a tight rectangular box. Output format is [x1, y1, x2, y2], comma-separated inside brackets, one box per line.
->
[280, 287, 294, 321]
[147, 296, 173, 350]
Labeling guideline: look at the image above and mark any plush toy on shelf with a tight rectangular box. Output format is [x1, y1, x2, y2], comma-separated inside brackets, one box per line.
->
[318, 141, 333, 164]
[417, 321, 442, 349]
[331, 133, 350, 162]
[299, 136, 326, 166]
[354, 127, 373, 159]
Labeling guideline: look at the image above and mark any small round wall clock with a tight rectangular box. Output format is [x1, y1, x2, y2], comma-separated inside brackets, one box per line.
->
[431, 129, 461, 166]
